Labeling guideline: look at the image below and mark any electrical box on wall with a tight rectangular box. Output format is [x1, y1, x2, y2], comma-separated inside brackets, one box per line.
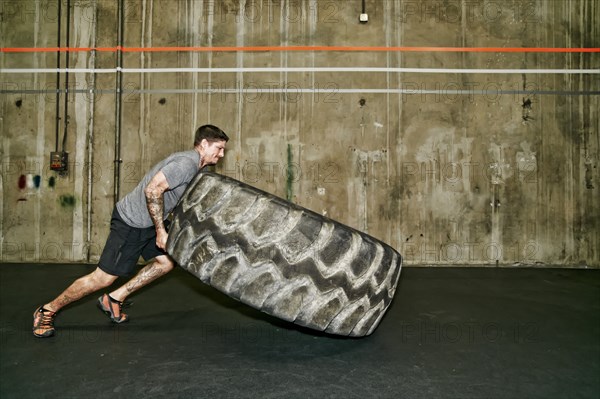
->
[50, 151, 69, 172]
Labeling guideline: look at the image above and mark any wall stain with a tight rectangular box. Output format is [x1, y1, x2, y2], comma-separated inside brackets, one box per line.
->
[59, 195, 76, 208]
[286, 144, 293, 202]
[585, 162, 595, 189]
[48, 176, 56, 188]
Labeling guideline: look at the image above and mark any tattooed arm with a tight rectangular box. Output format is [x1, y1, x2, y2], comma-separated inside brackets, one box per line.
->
[144, 171, 171, 250]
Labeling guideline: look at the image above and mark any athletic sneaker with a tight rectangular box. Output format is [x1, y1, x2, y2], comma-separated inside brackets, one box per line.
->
[97, 294, 129, 323]
[33, 307, 57, 338]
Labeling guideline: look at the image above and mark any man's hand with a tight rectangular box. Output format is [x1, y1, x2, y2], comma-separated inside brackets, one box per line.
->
[156, 228, 169, 250]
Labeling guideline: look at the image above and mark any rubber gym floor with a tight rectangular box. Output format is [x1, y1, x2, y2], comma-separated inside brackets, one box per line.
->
[1, 263, 598, 399]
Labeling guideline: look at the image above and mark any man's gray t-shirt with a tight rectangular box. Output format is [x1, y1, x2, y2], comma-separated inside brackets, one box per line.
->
[116, 150, 200, 228]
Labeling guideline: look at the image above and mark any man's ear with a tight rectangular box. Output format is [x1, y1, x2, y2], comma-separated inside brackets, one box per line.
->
[200, 139, 209, 151]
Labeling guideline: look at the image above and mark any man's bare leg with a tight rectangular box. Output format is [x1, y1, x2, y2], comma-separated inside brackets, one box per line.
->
[33, 267, 118, 337]
[44, 267, 119, 313]
[102, 255, 175, 319]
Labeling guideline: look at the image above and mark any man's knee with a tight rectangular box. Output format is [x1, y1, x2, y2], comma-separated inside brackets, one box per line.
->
[91, 267, 119, 287]
[154, 255, 175, 270]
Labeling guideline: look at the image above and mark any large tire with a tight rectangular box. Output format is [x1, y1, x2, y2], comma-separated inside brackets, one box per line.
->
[167, 172, 402, 337]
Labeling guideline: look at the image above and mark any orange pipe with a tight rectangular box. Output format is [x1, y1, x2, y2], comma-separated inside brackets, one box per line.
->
[2, 45, 600, 53]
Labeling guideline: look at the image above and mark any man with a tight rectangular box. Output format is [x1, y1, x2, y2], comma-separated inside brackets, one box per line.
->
[33, 124, 229, 337]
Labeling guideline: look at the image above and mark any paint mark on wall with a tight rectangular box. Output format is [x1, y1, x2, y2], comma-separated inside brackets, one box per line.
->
[18, 175, 26, 189]
[18, 174, 42, 190]
[59, 195, 76, 208]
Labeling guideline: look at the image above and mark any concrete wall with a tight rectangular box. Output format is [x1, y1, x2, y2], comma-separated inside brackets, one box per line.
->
[1, 0, 598, 266]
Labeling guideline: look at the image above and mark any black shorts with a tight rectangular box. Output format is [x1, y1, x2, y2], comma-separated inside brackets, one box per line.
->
[98, 207, 167, 276]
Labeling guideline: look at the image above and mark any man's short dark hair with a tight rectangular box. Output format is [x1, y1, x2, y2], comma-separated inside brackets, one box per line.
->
[194, 125, 229, 146]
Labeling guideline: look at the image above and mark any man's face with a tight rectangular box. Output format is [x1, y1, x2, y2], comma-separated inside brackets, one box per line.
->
[201, 139, 226, 166]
